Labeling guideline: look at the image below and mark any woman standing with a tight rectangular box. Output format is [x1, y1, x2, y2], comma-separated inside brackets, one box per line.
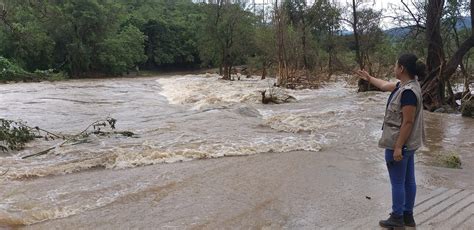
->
[355, 54, 426, 229]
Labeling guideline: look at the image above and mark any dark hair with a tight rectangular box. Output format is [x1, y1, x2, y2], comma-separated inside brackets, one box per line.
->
[397, 53, 426, 81]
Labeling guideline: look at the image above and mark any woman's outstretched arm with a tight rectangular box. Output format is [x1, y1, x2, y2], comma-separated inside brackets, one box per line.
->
[354, 70, 398, 92]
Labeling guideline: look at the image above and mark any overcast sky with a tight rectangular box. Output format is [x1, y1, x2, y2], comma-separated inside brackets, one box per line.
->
[355, 0, 405, 29]
[252, 0, 405, 29]
[252, 0, 401, 8]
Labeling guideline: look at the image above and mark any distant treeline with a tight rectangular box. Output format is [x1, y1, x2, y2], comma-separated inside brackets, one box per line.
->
[0, 0, 472, 86]
[0, 0, 208, 77]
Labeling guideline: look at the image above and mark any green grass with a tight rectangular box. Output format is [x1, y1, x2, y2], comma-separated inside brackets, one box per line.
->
[436, 151, 462, 169]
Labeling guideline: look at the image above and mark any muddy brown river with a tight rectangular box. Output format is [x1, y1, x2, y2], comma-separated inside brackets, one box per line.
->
[0, 74, 472, 227]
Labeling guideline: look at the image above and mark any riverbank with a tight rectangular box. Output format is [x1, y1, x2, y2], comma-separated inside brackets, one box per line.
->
[0, 68, 211, 84]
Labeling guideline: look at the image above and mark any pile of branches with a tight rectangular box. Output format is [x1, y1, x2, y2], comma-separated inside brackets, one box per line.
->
[0, 117, 135, 159]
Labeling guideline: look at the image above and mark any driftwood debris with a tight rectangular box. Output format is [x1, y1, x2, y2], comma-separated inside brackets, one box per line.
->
[22, 140, 67, 159]
[17, 117, 135, 159]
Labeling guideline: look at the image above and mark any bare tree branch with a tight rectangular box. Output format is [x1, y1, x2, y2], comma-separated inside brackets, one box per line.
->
[401, 0, 427, 29]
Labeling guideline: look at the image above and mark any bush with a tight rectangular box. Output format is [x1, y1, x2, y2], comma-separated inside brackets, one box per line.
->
[33, 69, 68, 81]
[0, 56, 67, 82]
[436, 151, 462, 169]
[0, 119, 35, 152]
[461, 97, 474, 117]
[0, 56, 32, 82]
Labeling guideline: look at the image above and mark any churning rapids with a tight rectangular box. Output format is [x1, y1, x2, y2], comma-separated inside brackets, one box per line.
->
[0, 74, 473, 226]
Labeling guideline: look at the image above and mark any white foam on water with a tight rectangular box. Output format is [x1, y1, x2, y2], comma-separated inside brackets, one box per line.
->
[108, 138, 323, 169]
[156, 74, 289, 110]
[0, 180, 153, 226]
[1, 134, 324, 181]
[261, 109, 363, 133]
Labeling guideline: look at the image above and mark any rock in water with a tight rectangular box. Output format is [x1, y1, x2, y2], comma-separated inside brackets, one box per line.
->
[234, 106, 261, 117]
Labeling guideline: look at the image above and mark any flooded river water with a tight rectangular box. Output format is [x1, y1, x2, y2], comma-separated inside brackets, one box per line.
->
[0, 74, 472, 226]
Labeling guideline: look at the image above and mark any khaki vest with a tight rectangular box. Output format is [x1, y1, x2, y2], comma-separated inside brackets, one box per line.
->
[378, 80, 425, 150]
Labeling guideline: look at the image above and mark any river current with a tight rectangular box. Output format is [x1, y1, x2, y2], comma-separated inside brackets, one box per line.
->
[0, 74, 472, 226]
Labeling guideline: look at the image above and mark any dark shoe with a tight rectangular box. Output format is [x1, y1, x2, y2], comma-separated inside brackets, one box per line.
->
[379, 213, 405, 229]
[403, 212, 416, 227]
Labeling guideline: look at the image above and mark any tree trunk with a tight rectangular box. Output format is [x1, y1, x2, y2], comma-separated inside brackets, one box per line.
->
[275, 0, 287, 86]
[446, 79, 456, 107]
[351, 0, 363, 70]
[219, 48, 225, 76]
[425, 0, 445, 75]
[422, 0, 474, 111]
[441, 36, 474, 81]
[421, 0, 446, 111]
[222, 50, 231, 80]
[463, 62, 471, 93]
[223, 62, 230, 80]
[301, 17, 308, 70]
[328, 51, 333, 79]
[352, 0, 371, 92]
[223, 64, 229, 80]
[452, 17, 472, 94]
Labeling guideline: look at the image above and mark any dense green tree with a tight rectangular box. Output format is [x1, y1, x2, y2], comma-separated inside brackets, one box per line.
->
[0, 1, 55, 70]
[124, 0, 204, 69]
[98, 25, 147, 75]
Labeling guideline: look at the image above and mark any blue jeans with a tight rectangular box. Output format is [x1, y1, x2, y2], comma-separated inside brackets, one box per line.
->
[385, 148, 417, 216]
